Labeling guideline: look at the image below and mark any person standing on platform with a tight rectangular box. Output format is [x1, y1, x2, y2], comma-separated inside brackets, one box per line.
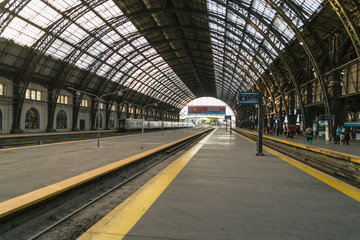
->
[305, 126, 313, 144]
[340, 131, 345, 146]
[335, 125, 342, 144]
[345, 128, 351, 145]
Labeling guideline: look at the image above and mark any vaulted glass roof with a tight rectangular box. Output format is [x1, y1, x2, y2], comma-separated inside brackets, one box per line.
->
[0, 0, 325, 109]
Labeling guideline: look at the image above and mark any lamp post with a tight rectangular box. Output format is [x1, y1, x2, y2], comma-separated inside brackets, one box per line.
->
[68, 87, 128, 148]
[141, 102, 160, 140]
[160, 108, 175, 136]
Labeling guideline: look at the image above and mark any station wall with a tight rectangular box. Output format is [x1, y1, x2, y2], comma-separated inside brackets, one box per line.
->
[0, 77, 118, 134]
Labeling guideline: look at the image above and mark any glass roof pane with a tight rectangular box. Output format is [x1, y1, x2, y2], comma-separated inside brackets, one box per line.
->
[94, 0, 124, 21]
[20, 0, 61, 29]
[0, 17, 44, 46]
[60, 23, 88, 45]
[48, 0, 81, 12]
[76, 10, 105, 31]
[46, 39, 74, 59]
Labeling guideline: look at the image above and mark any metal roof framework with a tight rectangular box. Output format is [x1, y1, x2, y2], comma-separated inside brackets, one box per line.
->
[0, 0, 359, 115]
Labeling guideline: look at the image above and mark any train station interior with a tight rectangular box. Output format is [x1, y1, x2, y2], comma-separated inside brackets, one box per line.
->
[0, 0, 359, 137]
[0, 0, 360, 239]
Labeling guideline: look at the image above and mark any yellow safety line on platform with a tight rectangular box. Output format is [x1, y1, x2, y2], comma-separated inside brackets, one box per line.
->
[77, 129, 215, 240]
[0, 130, 208, 219]
[234, 131, 360, 202]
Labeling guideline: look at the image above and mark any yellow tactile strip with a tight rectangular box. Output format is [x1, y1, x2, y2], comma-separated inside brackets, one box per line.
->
[77, 128, 215, 240]
[234, 131, 360, 202]
[0, 130, 209, 219]
[235, 129, 360, 164]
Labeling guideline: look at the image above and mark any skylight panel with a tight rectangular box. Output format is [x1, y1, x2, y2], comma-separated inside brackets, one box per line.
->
[20, 0, 61, 29]
[113, 71, 124, 82]
[273, 16, 295, 41]
[142, 48, 157, 58]
[48, 0, 81, 12]
[46, 39, 74, 59]
[132, 36, 148, 48]
[292, 0, 323, 16]
[94, 0, 123, 21]
[122, 61, 134, 72]
[0, 17, 44, 46]
[118, 44, 135, 56]
[252, 0, 276, 20]
[60, 23, 88, 45]
[76, 10, 104, 31]
[118, 21, 138, 36]
[102, 30, 122, 45]
[76, 53, 95, 68]
[97, 64, 111, 76]
[88, 41, 108, 56]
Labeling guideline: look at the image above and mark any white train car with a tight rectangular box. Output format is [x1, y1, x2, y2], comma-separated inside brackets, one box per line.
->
[118, 118, 193, 131]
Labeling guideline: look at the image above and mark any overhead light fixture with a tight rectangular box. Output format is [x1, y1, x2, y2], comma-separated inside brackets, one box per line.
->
[299, 41, 304, 45]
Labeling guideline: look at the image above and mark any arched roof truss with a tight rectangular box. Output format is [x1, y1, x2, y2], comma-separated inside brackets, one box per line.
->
[2, 0, 354, 117]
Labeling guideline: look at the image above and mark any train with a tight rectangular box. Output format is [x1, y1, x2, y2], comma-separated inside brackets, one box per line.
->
[118, 118, 194, 131]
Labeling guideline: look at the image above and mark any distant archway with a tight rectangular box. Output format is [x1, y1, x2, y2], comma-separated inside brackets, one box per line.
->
[180, 97, 236, 126]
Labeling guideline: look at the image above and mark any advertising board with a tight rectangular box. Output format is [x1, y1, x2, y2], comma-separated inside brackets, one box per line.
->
[188, 106, 226, 115]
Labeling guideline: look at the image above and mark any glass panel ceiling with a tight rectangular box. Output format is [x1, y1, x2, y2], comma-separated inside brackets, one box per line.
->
[207, 0, 323, 100]
[0, 0, 324, 107]
[0, 0, 194, 107]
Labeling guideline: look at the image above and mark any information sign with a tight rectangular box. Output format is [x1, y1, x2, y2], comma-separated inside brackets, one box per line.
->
[238, 92, 259, 104]
[319, 115, 334, 121]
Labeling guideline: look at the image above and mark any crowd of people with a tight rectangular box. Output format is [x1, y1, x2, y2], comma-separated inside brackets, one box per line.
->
[335, 125, 351, 145]
[261, 125, 353, 146]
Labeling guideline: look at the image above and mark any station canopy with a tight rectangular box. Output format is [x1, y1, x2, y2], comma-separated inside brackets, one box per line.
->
[0, 0, 324, 110]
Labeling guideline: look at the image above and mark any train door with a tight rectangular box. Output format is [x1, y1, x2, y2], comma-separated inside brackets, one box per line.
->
[80, 119, 85, 131]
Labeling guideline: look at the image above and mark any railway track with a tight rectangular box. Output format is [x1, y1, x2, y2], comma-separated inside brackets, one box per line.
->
[233, 129, 360, 188]
[0, 129, 213, 240]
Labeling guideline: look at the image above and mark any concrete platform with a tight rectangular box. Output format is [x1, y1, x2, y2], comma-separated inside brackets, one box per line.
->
[243, 128, 360, 157]
[80, 127, 360, 240]
[0, 128, 205, 202]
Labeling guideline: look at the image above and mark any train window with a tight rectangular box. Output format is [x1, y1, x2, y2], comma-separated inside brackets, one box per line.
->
[25, 107, 40, 129]
[111, 105, 116, 111]
[99, 103, 105, 110]
[56, 110, 67, 129]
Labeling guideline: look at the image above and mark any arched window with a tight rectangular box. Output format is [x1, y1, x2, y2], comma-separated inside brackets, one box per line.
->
[0, 110, 2, 130]
[56, 110, 67, 129]
[96, 114, 102, 128]
[25, 107, 40, 129]
[109, 114, 115, 128]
